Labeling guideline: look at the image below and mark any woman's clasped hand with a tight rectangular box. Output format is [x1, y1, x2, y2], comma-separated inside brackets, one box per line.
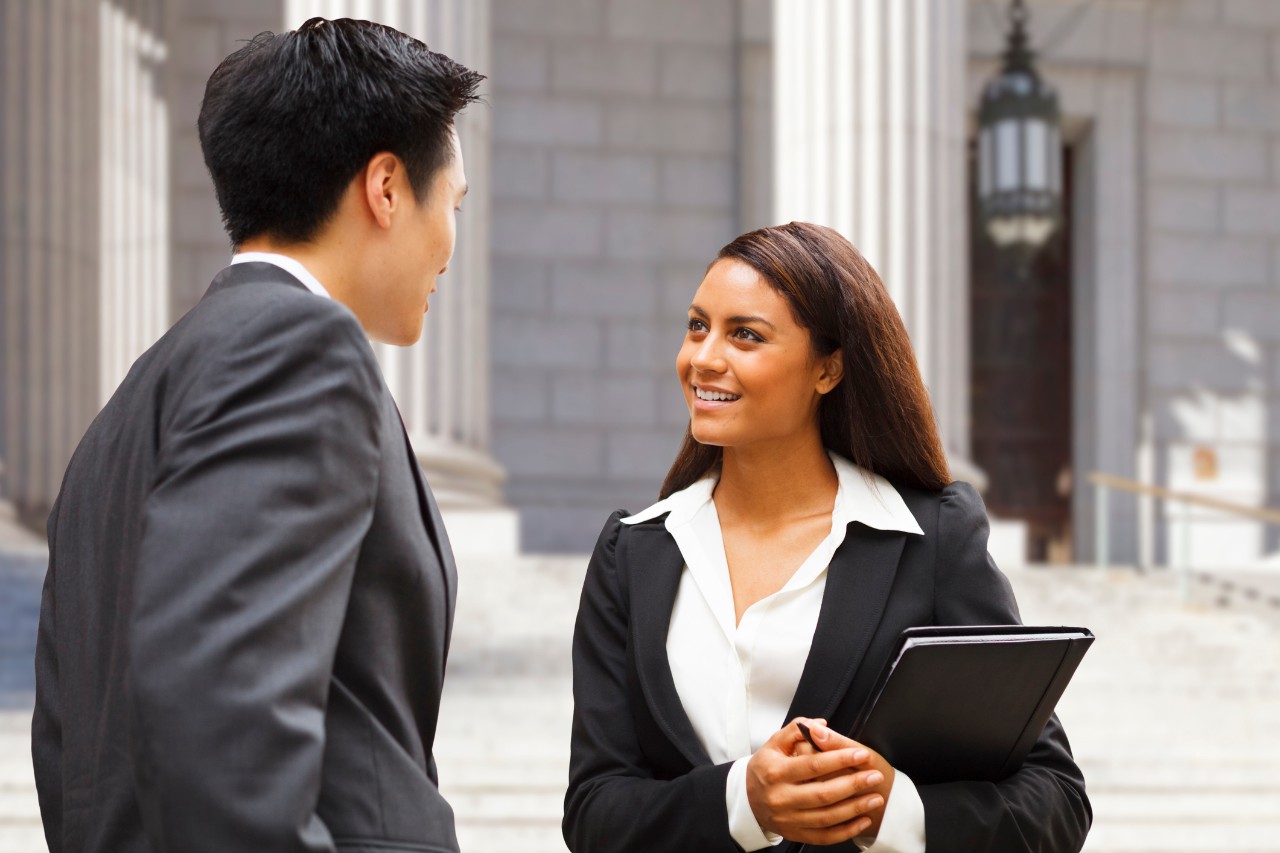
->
[745, 718, 896, 846]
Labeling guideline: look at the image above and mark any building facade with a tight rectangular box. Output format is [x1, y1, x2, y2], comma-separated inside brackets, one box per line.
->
[2, 0, 1278, 568]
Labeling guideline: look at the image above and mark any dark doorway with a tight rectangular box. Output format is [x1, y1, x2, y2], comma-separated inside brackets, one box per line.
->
[969, 142, 1074, 563]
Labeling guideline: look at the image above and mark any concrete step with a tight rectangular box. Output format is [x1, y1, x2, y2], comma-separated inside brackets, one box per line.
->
[2, 553, 1278, 853]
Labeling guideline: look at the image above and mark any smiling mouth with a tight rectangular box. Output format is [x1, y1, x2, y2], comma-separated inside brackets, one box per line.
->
[694, 386, 741, 403]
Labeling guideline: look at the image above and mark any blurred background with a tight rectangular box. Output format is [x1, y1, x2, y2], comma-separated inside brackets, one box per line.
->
[1, 0, 1278, 851]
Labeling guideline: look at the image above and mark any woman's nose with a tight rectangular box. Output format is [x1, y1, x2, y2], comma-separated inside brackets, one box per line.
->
[690, 335, 727, 373]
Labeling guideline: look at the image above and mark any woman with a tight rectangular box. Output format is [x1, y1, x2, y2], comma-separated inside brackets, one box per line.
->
[563, 222, 1090, 852]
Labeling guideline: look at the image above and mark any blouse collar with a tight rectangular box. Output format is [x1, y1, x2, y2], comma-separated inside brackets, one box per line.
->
[621, 451, 924, 537]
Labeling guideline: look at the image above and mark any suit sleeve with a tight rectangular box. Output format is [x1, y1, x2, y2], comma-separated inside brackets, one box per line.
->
[916, 482, 1092, 853]
[32, 500, 64, 853]
[563, 514, 743, 853]
[126, 301, 383, 853]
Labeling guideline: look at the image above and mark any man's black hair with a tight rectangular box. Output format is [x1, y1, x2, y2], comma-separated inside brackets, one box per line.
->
[198, 18, 484, 247]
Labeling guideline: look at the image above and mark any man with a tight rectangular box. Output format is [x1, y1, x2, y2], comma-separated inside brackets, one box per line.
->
[31, 18, 482, 852]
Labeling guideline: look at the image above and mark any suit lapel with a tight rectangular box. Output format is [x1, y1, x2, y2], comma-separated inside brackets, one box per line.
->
[394, 409, 458, 653]
[623, 523, 712, 768]
[784, 524, 906, 725]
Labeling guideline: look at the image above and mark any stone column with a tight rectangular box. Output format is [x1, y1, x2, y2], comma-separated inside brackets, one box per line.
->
[283, 0, 516, 552]
[1, 0, 169, 522]
[773, 0, 981, 485]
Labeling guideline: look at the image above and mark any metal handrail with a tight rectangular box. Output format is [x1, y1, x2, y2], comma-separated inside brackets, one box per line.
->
[1087, 471, 1280, 603]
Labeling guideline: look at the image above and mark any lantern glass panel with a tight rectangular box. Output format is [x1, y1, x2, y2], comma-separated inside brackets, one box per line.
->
[1049, 126, 1061, 194]
[1025, 120, 1048, 190]
[996, 119, 1020, 191]
[980, 127, 993, 196]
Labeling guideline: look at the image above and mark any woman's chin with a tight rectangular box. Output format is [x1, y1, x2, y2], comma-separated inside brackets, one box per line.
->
[689, 425, 731, 447]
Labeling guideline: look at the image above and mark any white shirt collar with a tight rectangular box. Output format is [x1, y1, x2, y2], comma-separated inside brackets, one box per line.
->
[621, 451, 924, 537]
[230, 252, 331, 299]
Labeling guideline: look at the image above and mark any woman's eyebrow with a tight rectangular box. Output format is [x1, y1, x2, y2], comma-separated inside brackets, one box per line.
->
[688, 305, 777, 331]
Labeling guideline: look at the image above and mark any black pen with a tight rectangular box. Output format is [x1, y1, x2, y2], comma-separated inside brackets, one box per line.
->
[796, 721, 823, 752]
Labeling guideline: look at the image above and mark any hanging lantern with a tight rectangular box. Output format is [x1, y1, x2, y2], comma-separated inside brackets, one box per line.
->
[977, 0, 1062, 250]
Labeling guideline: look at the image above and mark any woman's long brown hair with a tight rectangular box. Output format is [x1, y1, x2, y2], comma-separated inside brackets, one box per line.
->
[660, 221, 951, 498]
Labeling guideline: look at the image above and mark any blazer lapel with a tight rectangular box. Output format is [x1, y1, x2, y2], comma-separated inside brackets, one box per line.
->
[623, 523, 712, 768]
[784, 524, 906, 725]
[394, 412, 458, 653]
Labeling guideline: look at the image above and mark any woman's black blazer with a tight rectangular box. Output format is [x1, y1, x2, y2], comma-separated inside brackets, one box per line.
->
[563, 481, 1091, 853]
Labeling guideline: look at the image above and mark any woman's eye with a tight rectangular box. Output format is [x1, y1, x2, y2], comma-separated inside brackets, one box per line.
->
[687, 318, 707, 333]
[733, 327, 763, 343]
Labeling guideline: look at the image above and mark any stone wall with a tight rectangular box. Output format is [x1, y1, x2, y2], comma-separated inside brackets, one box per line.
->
[488, 0, 743, 551]
[1143, 0, 1280, 564]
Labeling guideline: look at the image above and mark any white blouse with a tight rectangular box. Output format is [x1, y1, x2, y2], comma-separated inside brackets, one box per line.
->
[621, 453, 927, 853]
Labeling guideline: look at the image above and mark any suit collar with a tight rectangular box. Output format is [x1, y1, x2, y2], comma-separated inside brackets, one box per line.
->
[622, 522, 713, 768]
[782, 525, 906, 724]
[230, 252, 332, 299]
[206, 261, 314, 296]
[392, 410, 458, 649]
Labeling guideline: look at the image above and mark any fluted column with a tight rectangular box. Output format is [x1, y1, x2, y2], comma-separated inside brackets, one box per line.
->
[774, 0, 979, 483]
[285, 0, 505, 510]
[1, 0, 169, 520]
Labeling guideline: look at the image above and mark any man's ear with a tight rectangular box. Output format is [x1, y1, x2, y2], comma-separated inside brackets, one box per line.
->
[816, 349, 844, 395]
[363, 152, 403, 230]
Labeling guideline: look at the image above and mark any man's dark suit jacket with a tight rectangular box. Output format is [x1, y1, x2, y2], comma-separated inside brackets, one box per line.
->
[32, 263, 460, 853]
[564, 482, 1091, 853]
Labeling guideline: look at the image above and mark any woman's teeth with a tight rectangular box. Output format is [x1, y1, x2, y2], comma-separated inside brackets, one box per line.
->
[695, 388, 741, 402]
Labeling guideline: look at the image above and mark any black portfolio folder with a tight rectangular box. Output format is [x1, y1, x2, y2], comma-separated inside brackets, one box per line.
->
[848, 625, 1094, 785]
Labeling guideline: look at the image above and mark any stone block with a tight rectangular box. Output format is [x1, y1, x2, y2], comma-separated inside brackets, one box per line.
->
[550, 261, 660, 317]
[604, 318, 686, 372]
[172, 192, 225, 246]
[659, 45, 734, 101]
[493, 0, 606, 38]
[607, 429, 685, 478]
[1223, 290, 1280, 341]
[1153, 391, 1219, 442]
[1223, 84, 1280, 132]
[606, 103, 734, 154]
[1149, 342, 1263, 392]
[1224, 189, 1280, 236]
[493, 145, 551, 201]
[490, 259, 551, 312]
[662, 264, 709, 315]
[606, 0, 735, 45]
[1148, 289, 1223, 337]
[1148, 185, 1220, 232]
[173, 20, 225, 77]
[493, 426, 605, 479]
[492, 95, 604, 147]
[1150, 27, 1268, 80]
[492, 37, 550, 94]
[492, 370, 551, 424]
[551, 152, 659, 204]
[174, 134, 213, 193]
[1149, 234, 1269, 287]
[551, 43, 658, 97]
[605, 210, 663, 261]
[662, 211, 736, 263]
[660, 155, 735, 208]
[1149, 0, 1221, 23]
[658, 383, 693, 427]
[1218, 394, 1268, 441]
[492, 204, 605, 260]
[490, 316, 602, 369]
[1223, 0, 1280, 26]
[553, 373, 659, 427]
[1149, 132, 1268, 182]
[1147, 79, 1219, 129]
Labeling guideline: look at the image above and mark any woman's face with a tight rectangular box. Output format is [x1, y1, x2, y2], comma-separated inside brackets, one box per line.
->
[677, 258, 842, 451]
